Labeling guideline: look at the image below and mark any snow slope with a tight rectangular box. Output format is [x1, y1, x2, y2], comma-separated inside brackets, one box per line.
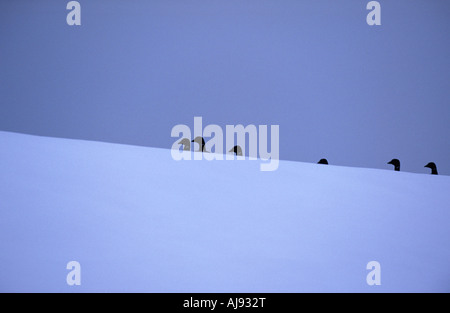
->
[0, 131, 449, 293]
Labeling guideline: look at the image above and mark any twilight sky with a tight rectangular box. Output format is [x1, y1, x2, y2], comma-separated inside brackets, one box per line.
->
[1, 0, 449, 175]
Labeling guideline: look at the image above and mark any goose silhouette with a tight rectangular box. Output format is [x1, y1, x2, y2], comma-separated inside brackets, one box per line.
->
[424, 162, 438, 175]
[178, 138, 191, 151]
[317, 159, 328, 165]
[387, 159, 400, 171]
[229, 145, 243, 156]
[191, 136, 208, 152]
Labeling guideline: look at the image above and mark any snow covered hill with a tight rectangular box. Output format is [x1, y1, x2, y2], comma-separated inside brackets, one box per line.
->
[0, 131, 449, 292]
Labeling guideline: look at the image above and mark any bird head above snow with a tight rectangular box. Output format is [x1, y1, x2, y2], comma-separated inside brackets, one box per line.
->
[387, 159, 401, 171]
[178, 138, 191, 151]
[317, 159, 328, 165]
[424, 162, 438, 175]
[191, 137, 206, 152]
[229, 145, 243, 156]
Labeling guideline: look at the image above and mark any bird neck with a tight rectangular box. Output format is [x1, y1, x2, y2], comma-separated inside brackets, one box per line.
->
[432, 168, 438, 175]
[395, 165, 400, 171]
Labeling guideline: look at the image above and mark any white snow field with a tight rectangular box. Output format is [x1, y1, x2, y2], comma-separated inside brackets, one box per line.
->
[0, 131, 449, 293]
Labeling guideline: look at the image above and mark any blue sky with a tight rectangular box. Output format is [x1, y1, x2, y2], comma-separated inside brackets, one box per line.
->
[1, 0, 449, 174]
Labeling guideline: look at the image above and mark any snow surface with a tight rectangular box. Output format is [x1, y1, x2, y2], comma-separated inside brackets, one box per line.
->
[0, 131, 449, 292]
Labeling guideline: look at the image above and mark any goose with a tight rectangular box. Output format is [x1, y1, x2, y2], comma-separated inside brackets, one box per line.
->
[229, 145, 243, 156]
[317, 159, 328, 165]
[387, 159, 401, 171]
[424, 162, 438, 175]
[178, 138, 191, 151]
[191, 136, 208, 152]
